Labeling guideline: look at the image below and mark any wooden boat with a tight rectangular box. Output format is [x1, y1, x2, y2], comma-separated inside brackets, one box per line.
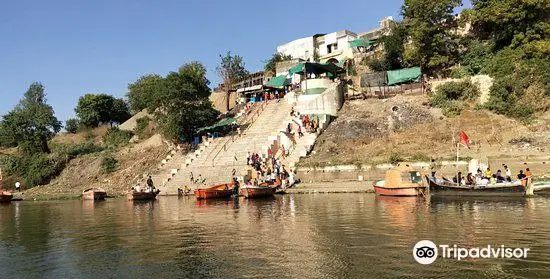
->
[373, 165, 427, 196]
[82, 187, 107, 200]
[240, 185, 277, 198]
[0, 191, 13, 203]
[425, 176, 526, 196]
[126, 189, 160, 201]
[533, 181, 550, 195]
[194, 183, 234, 200]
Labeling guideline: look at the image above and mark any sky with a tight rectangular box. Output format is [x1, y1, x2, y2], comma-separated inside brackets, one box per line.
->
[0, 0, 470, 122]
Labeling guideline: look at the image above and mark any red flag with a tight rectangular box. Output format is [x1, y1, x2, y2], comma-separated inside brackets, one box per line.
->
[459, 131, 471, 149]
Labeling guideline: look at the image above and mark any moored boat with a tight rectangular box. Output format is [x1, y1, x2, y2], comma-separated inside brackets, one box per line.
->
[425, 176, 526, 196]
[195, 183, 234, 200]
[240, 185, 277, 198]
[373, 165, 427, 197]
[533, 181, 550, 195]
[0, 191, 13, 203]
[82, 187, 107, 200]
[126, 189, 160, 201]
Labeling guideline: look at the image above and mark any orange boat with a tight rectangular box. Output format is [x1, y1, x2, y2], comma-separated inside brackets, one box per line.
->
[195, 183, 234, 200]
[0, 191, 13, 203]
[82, 187, 107, 200]
[373, 165, 427, 197]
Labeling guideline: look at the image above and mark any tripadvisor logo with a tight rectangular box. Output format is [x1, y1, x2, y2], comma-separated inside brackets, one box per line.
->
[413, 240, 530, 264]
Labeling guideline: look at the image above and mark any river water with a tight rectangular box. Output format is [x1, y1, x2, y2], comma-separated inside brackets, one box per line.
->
[1, 194, 550, 279]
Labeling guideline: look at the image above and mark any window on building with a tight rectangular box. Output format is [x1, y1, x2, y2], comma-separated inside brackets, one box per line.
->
[327, 43, 338, 54]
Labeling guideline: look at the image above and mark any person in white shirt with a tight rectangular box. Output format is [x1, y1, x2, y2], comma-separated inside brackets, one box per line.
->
[15, 181, 21, 192]
[503, 164, 512, 182]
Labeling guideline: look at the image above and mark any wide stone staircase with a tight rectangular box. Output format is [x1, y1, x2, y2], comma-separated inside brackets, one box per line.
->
[158, 99, 294, 195]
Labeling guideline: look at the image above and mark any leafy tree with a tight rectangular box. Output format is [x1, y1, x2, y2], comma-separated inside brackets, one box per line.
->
[402, 0, 462, 75]
[75, 94, 131, 128]
[264, 52, 292, 75]
[0, 82, 61, 154]
[216, 52, 249, 111]
[127, 74, 165, 112]
[156, 62, 219, 142]
[65, 118, 80, 134]
[379, 22, 409, 70]
[469, 0, 550, 51]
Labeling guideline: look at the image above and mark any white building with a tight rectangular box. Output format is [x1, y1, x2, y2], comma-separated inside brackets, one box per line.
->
[315, 30, 357, 63]
[276, 36, 316, 62]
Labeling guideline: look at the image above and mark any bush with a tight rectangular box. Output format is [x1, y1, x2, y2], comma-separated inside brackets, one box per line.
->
[389, 153, 403, 165]
[429, 79, 480, 116]
[103, 127, 133, 147]
[20, 153, 68, 187]
[65, 118, 80, 134]
[135, 116, 153, 139]
[449, 66, 469, 79]
[51, 141, 104, 158]
[100, 155, 117, 173]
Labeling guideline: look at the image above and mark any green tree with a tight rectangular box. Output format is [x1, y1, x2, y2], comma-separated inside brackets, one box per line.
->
[75, 94, 131, 128]
[379, 22, 409, 70]
[402, 0, 462, 75]
[0, 82, 61, 154]
[127, 74, 165, 112]
[156, 62, 219, 142]
[65, 118, 80, 134]
[264, 52, 292, 75]
[216, 52, 249, 111]
[469, 0, 550, 51]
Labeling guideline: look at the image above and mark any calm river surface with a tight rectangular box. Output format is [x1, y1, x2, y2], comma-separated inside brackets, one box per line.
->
[1, 194, 550, 278]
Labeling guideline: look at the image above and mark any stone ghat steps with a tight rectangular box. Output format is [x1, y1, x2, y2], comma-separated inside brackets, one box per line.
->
[162, 99, 294, 195]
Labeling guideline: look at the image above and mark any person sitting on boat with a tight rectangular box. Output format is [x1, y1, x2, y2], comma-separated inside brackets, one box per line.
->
[517, 170, 526, 180]
[466, 173, 475, 185]
[135, 184, 141, 192]
[429, 159, 437, 179]
[490, 174, 497, 184]
[484, 168, 493, 180]
[496, 170, 506, 183]
[453, 172, 463, 185]
[503, 164, 512, 182]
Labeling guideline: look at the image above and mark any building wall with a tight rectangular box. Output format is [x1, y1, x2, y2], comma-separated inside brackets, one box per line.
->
[317, 30, 357, 63]
[276, 36, 315, 61]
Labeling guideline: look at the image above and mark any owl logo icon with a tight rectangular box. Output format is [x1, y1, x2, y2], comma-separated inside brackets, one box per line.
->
[413, 240, 438, 264]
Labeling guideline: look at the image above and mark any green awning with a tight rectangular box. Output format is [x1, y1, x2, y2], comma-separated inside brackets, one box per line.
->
[350, 38, 374, 48]
[264, 75, 290, 89]
[288, 63, 305, 75]
[387, 67, 422, 85]
[288, 62, 343, 76]
[196, 117, 236, 133]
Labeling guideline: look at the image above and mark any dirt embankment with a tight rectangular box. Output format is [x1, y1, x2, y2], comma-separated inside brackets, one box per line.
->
[22, 134, 169, 200]
[301, 94, 550, 167]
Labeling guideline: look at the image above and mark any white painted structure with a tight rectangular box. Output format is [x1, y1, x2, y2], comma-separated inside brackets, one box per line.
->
[276, 36, 315, 61]
[316, 30, 357, 63]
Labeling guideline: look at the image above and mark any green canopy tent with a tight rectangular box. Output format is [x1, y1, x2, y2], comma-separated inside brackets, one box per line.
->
[386, 67, 422, 85]
[349, 38, 375, 49]
[288, 62, 344, 76]
[264, 75, 290, 89]
[196, 117, 236, 134]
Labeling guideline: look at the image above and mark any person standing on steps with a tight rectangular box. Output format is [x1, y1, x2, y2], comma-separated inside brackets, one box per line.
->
[15, 181, 21, 192]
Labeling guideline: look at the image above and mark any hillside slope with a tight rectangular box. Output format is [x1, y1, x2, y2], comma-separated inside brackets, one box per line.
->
[301, 94, 550, 167]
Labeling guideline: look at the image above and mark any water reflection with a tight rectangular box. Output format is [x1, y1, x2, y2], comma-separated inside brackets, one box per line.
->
[0, 195, 549, 278]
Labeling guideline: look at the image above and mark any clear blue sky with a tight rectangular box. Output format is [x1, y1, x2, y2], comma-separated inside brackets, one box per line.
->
[0, 0, 469, 122]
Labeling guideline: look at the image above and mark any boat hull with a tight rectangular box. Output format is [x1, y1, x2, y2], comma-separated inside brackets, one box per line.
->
[0, 191, 13, 203]
[374, 186, 424, 196]
[426, 176, 525, 197]
[127, 190, 160, 201]
[82, 188, 107, 200]
[240, 186, 276, 198]
[195, 183, 233, 200]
